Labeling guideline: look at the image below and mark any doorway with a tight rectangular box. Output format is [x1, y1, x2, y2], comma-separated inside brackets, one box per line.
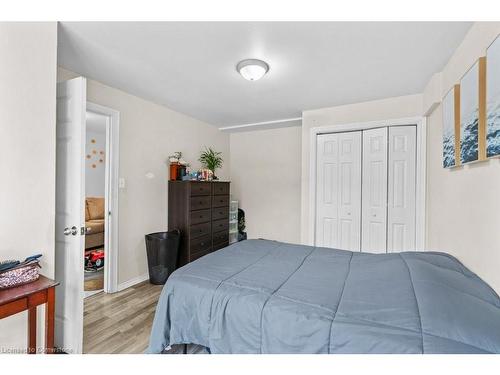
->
[82, 110, 106, 296]
[85, 103, 120, 296]
[55, 78, 120, 354]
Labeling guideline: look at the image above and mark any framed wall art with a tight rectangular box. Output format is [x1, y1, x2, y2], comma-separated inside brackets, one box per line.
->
[459, 58, 486, 164]
[442, 85, 460, 168]
[487, 34, 500, 158]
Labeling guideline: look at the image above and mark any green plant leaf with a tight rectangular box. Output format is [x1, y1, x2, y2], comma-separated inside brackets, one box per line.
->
[199, 147, 223, 174]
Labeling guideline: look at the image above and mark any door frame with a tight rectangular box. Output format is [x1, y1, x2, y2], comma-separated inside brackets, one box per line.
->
[308, 116, 427, 250]
[86, 102, 120, 293]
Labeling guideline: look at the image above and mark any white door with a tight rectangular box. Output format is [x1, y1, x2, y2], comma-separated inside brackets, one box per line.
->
[337, 132, 362, 251]
[315, 133, 339, 248]
[316, 132, 361, 251]
[387, 126, 416, 252]
[361, 127, 388, 253]
[55, 77, 86, 354]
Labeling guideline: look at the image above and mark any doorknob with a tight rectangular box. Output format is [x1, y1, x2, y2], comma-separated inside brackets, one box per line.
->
[80, 227, 92, 235]
[63, 226, 78, 236]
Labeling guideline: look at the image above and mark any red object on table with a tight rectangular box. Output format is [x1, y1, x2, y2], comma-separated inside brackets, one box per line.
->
[0, 275, 59, 354]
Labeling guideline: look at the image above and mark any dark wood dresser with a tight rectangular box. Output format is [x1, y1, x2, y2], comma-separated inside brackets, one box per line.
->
[168, 181, 230, 267]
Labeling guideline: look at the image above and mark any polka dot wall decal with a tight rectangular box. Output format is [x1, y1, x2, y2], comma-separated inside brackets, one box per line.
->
[91, 139, 96, 143]
[92, 164, 96, 168]
[99, 159, 103, 163]
[100, 151, 104, 155]
[92, 150, 97, 154]
[86, 155, 91, 159]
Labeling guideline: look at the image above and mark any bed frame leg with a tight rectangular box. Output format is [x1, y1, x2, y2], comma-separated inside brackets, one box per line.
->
[182, 344, 187, 354]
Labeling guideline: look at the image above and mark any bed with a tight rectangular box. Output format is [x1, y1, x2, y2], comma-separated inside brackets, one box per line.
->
[147, 239, 500, 354]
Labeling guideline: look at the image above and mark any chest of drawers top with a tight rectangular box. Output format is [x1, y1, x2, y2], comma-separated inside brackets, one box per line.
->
[169, 180, 229, 196]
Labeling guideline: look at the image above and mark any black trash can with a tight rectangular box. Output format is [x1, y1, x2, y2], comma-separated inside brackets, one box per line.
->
[145, 229, 180, 285]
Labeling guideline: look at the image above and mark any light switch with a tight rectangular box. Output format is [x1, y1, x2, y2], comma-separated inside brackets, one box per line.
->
[119, 177, 126, 189]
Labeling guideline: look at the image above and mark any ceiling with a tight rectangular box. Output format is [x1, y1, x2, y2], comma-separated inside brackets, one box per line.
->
[58, 22, 472, 128]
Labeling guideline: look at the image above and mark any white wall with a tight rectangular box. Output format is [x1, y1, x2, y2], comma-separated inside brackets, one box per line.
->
[85, 127, 106, 197]
[58, 67, 230, 284]
[230, 126, 302, 243]
[424, 22, 500, 293]
[0, 22, 57, 351]
[300, 94, 423, 244]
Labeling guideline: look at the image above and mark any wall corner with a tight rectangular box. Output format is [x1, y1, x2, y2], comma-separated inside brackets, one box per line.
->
[422, 72, 443, 117]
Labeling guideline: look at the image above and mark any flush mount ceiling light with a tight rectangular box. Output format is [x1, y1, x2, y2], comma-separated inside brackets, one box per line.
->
[236, 59, 269, 81]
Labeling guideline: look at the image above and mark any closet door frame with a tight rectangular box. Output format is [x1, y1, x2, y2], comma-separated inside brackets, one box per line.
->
[308, 116, 426, 251]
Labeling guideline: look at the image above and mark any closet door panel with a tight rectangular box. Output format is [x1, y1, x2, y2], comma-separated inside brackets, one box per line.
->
[315, 134, 339, 248]
[361, 127, 388, 253]
[387, 126, 416, 252]
[337, 132, 362, 251]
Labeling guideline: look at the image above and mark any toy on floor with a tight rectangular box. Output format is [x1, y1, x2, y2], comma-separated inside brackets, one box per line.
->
[85, 249, 104, 271]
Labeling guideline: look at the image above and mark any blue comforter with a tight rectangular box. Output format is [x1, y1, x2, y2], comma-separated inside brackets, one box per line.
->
[147, 239, 500, 353]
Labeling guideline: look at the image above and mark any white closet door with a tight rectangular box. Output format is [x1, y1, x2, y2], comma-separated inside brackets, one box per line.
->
[387, 126, 416, 252]
[316, 133, 339, 248]
[361, 127, 388, 253]
[337, 132, 362, 251]
[316, 132, 362, 251]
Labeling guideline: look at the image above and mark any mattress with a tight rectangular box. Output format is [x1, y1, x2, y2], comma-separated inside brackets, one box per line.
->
[147, 239, 500, 353]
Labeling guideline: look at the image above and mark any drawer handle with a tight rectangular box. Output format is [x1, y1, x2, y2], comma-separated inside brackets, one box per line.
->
[199, 215, 203, 218]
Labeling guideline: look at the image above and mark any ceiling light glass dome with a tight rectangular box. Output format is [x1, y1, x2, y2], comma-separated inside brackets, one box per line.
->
[236, 59, 269, 81]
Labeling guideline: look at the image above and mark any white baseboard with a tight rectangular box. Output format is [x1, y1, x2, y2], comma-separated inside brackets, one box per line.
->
[84, 289, 103, 299]
[117, 273, 149, 292]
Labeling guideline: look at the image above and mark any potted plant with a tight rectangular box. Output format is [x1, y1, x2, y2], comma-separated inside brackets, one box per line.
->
[199, 147, 223, 180]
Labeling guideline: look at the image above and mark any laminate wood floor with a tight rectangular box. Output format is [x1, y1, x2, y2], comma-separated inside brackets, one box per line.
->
[83, 281, 163, 354]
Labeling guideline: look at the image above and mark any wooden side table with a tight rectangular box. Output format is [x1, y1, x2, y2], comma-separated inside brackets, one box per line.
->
[0, 275, 59, 354]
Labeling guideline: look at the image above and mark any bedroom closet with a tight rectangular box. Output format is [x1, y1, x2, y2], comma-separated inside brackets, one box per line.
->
[315, 125, 416, 253]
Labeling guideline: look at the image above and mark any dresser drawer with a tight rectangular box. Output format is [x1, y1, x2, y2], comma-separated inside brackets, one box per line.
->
[190, 222, 211, 239]
[213, 241, 229, 251]
[190, 195, 211, 211]
[190, 234, 211, 255]
[190, 248, 212, 262]
[212, 183, 230, 195]
[212, 207, 229, 221]
[212, 194, 229, 208]
[213, 230, 229, 246]
[190, 209, 211, 225]
[212, 218, 229, 233]
[190, 182, 211, 196]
